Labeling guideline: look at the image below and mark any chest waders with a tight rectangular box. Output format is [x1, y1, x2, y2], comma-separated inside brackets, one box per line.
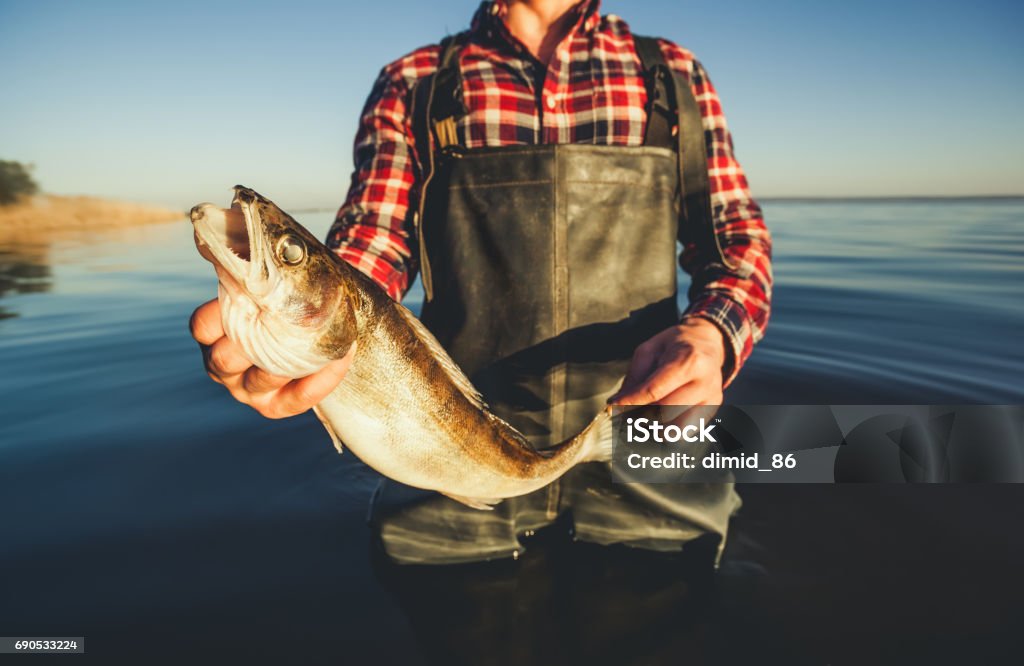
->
[370, 35, 740, 564]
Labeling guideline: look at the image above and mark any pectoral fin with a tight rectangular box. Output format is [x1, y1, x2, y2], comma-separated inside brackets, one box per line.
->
[313, 404, 344, 453]
[442, 493, 503, 511]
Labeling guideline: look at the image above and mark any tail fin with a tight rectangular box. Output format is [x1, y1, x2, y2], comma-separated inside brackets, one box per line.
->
[579, 408, 615, 463]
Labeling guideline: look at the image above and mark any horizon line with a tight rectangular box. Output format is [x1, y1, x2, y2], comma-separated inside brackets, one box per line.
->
[285, 193, 1024, 214]
[759, 194, 1024, 202]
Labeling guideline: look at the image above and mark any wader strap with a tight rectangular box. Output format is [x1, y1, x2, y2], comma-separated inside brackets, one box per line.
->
[634, 36, 728, 266]
[634, 37, 674, 150]
[411, 34, 468, 301]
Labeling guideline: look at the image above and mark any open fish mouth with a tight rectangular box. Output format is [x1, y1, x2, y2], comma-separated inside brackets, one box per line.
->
[190, 189, 259, 284]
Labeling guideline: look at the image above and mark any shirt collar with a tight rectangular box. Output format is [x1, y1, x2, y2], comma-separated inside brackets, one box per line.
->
[470, 0, 602, 39]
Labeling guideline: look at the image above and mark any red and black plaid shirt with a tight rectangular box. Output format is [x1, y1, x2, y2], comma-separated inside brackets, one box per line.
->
[327, 0, 772, 383]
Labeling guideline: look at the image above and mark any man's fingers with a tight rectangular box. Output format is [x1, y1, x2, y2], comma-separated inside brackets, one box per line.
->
[613, 357, 694, 406]
[190, 299, 224, 345]
[242, 366, 291, 394]
[205, 336, 252, 377]
[656, 382, 708, 408]
[200, 327, 356, 418]
[275, 344, 357, 416]
[610, 344, 659, 403]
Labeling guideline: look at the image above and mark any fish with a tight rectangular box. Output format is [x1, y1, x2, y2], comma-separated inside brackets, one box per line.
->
[190, 186, 612, 509]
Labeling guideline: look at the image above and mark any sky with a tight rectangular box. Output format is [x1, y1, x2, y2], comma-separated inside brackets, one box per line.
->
[1, 0, 1022, 209]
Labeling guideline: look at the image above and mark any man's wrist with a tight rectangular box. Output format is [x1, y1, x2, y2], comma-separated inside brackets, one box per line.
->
[679, 315, 731, 380]
[682, 292, 755, 387]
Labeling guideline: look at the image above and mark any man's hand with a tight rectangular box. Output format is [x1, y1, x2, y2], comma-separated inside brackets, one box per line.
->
[609, 318, 728, 407]
[189, 299, 355, 419]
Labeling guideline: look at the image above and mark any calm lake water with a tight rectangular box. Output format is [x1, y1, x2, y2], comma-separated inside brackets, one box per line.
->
[1, 200, 1022, 664]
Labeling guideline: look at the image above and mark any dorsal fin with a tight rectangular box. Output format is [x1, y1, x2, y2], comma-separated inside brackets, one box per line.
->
[394, 303, 487, 410]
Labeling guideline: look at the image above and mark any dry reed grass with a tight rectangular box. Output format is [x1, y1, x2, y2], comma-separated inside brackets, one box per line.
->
[0, 195, 184, 241]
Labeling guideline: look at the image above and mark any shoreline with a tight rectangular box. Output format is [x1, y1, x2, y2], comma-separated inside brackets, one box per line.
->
[0, 195, 184, 241]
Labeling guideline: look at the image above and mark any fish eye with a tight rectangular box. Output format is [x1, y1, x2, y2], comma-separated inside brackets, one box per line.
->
[277, 236, 306, 266]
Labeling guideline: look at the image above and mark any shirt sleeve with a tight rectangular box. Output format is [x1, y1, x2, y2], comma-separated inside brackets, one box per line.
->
[662, 44, 774, 386]
[326, 64, 422, 302]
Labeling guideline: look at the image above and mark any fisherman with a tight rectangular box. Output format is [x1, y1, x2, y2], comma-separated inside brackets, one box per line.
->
[190, 0, 771, 559]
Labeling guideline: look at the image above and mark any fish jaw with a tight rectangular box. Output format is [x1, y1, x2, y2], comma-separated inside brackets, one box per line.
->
[190, 193, 275, 300]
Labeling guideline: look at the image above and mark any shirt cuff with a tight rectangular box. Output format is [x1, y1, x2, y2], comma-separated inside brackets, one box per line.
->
[332, 246, 408, 302]
[681, 293, 754, 388]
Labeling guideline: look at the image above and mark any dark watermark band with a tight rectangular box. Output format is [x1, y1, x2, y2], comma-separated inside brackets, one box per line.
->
[610, 405, 1024, 483]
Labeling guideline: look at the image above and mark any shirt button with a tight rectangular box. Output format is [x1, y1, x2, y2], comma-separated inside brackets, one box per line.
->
[545, 95, 557, 110]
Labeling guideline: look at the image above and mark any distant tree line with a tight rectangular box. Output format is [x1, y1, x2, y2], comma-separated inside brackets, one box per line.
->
[0, 161, 39, 205]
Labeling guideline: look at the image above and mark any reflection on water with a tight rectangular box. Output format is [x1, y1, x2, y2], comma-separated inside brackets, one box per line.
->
[368, 464, 750, 664]
[1, 201, 1023, 664]
[0, 243, 53, 319]
[372, 516, 730, 666]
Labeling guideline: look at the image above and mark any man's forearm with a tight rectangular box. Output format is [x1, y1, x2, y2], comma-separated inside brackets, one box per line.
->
[326, 60, 421, 302]
[681, 207, 774, 385]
